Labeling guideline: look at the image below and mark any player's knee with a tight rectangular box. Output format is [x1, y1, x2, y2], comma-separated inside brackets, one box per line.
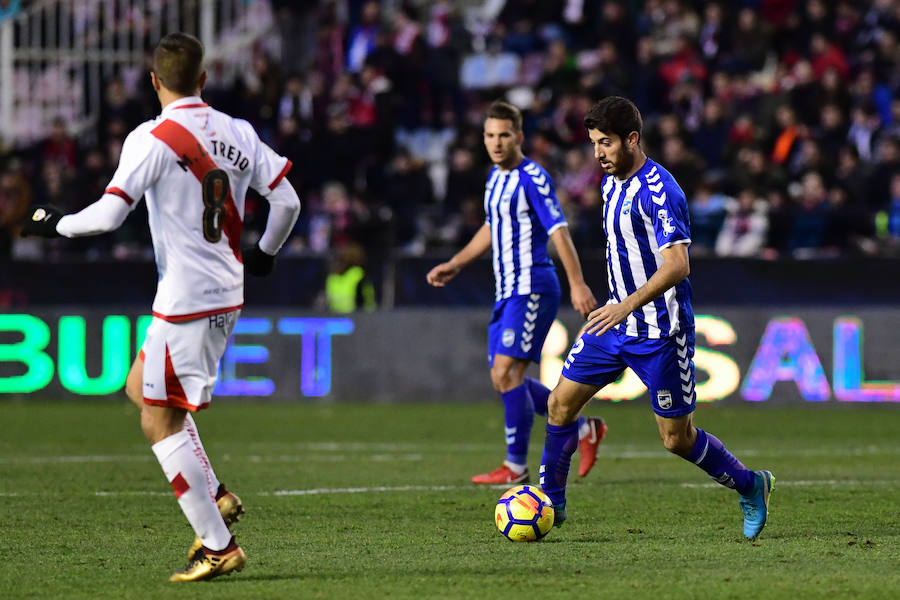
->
[139, 408, 159, 443]
[490, 365, 521, 393]
[140, 407, 185, 445]
[547, 391, 575, 426]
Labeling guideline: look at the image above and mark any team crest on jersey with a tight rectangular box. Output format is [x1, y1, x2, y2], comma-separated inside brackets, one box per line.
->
[657, 389, 673, 410]
[621, 197, 633, 215]
[502, 329, 516, 347]
[657, 209, 676, 236]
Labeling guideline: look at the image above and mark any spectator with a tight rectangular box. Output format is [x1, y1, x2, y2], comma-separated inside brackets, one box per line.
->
[443, 146, 485, 217]
[320, 243, 377, 313]
[693, 97, 731, 169]
[689, 177, 728, 254]
[770, 104, 804, 167]
[98, 77, 144, 139]
[345, 0, 380, 74]
[790, 171, 831, 257]
[40, 117, 78, 174]
[716, 188, 769, 258]
[0, 168, 31, 258]
[880, 173, 900, 247]
[382, 148, 432, 254]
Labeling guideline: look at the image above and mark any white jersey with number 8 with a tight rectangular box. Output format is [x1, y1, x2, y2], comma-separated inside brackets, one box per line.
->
[99, 96, 292, 321]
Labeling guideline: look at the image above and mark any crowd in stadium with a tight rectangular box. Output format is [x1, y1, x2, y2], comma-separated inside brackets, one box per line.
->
[1, 0, 899, 263]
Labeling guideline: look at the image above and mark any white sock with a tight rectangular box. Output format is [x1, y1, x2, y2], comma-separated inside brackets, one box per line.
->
[577, 419, 591, 440]
[503, 460, 527, 475]
[183, 414, 220, 500]
[151, 429, 231, 551]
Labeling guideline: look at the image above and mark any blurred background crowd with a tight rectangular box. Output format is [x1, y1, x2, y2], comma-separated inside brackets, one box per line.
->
[1, 0, 899, 269]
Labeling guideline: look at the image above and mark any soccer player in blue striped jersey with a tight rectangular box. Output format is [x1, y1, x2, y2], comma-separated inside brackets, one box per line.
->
[427, 101, 607, 485]
[539, 96, 774, 539]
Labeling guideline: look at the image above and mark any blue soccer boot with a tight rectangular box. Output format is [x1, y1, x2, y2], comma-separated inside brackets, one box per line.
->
[739, 470, 775, 540]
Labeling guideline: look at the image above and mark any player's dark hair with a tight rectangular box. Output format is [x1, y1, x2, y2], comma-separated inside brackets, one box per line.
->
[153, 32, 204, 96]
[485, 101, 523, 132]
[584, 96, 643, 144]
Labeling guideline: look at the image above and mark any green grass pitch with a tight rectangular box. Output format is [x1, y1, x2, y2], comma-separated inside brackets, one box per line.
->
[1, 400, 898, 599]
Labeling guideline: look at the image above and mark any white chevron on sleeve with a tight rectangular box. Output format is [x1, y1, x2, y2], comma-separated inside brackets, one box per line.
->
[537, 184, 551, 195]
[646, 173, 660, 183]
[649, 182, 664, 193]
[652, 192, 667, 205]
[531, 173, 546, 186]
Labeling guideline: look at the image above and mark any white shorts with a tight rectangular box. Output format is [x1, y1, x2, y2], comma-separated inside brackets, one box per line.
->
[139, 310, 239, 411]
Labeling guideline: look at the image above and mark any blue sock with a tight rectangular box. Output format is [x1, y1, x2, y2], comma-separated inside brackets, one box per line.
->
[502, 383, 534, 466]
[525, 377, 586, 432]
[524, 378, 549, 416]
[685, 428, 756, 496]
[540, 422, 579, 507]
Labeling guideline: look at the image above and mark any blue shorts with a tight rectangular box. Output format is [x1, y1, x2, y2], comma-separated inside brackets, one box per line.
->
[562, 328, 697, 417]
[488, 292, 560, 365]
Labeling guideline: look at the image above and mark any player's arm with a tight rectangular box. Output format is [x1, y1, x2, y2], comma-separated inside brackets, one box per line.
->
[244, 178, 301, 276]
[243, 127, 302, 276]
[426, 223, 491, 287]
[23, 189, 137, 238]
[584, 243, 689, 336]
[549, 226, 596, 318]
[23, 126, 158, 238]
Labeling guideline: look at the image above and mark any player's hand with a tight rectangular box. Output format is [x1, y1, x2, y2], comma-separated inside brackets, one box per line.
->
[21, 205, 63, 238]
[426, 261, 460, 287]
[569, 282, 597, 319]
[584, 302, 633, 336]
[243, 243, 276, 276]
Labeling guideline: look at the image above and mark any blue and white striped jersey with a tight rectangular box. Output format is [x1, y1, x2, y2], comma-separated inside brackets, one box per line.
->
[601, 158, 694, 338]
[484, 158, 567, 301]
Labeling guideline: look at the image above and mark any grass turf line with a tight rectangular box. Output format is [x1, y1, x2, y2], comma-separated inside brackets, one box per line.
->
[0, 401, 898, 599]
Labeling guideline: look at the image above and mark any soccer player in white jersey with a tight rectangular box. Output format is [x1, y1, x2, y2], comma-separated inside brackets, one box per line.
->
[427, 101, 607, 485]
[539, 96, 774, 539]
[23, 33, 301, 581]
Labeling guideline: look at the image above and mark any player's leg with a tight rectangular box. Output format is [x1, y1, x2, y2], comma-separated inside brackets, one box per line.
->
[141, 314, 245, 581]
[142, 403, 235, 552]
[631, 332, 774, 539]
[476, 291, 583, 484]
[654, 411, 774, 539]
[127, 349, 239, 529]
[524, 377, 607, 478]
[125, 354, 144, 410]
[540, 329, 625, 523]
[540, 376, 601, 524]
[481, 353, 532, 482]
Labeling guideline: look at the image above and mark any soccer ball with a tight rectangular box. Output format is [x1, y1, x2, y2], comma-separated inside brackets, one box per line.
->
[494, 484, 555, 542]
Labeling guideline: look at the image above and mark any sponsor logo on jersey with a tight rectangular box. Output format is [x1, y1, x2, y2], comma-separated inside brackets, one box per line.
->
[657, 209, 676, 236]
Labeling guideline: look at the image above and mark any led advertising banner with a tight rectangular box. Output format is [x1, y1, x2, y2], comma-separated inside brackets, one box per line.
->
[0, 309, 898, 403]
